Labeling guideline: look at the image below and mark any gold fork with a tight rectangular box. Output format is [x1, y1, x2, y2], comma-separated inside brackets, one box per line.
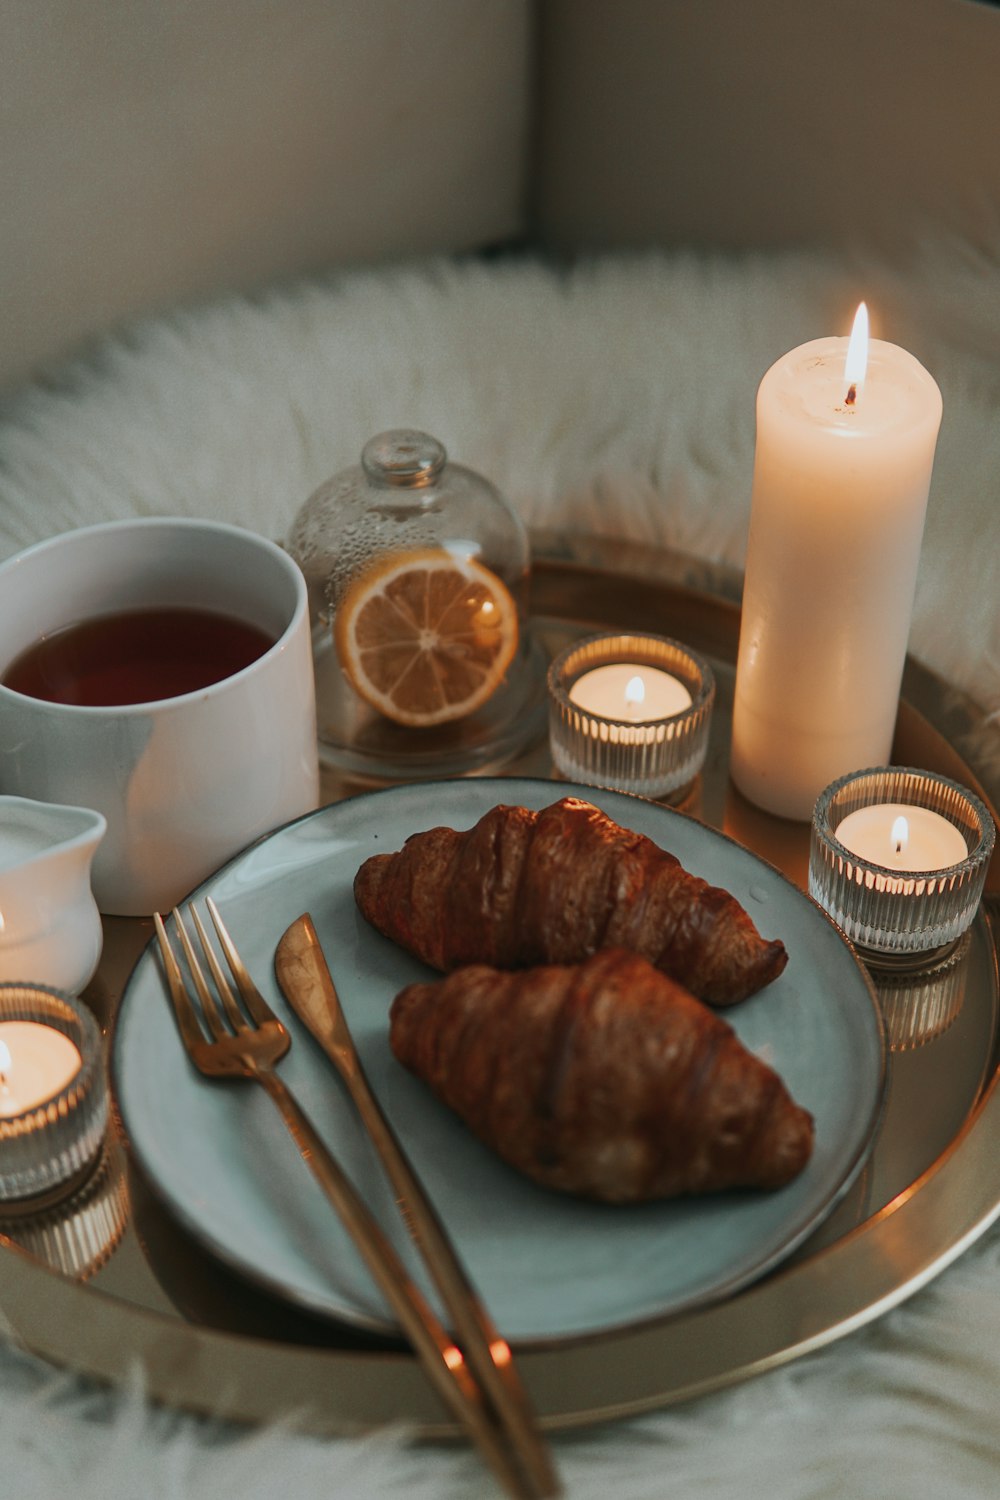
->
[153, 898, 546, 1499]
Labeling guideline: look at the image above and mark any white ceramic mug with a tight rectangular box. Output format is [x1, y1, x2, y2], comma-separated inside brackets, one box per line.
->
[0, 518, 320, 915]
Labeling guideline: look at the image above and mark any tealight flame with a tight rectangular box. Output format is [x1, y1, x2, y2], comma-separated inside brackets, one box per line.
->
[624, 675, 645, 710]
[891, 815, 909, 857]
[844, 301, 869, 406]
[0, 1039, 10, 1080]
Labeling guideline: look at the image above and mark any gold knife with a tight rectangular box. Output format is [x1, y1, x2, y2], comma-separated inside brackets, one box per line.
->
[274, 912, 561, 1499]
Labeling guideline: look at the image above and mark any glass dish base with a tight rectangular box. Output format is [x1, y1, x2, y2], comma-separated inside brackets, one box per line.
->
[312, 626, 549, 783]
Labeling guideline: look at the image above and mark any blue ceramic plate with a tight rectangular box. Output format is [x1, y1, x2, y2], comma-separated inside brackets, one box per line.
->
[112, 778, 886, 1345]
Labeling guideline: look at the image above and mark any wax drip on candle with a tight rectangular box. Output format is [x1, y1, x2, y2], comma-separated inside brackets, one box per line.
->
[843, 301, 869, 408]
[892, 815, 909, 857]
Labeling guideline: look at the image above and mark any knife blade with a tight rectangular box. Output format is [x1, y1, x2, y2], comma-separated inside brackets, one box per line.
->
[274, 912, 560, 1499]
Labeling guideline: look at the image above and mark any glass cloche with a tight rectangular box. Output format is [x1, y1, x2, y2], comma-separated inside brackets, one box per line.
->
[285, 429, 547, 782]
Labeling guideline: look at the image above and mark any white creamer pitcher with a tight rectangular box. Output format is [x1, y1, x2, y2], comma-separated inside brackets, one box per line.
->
[0, 796, 106, 994]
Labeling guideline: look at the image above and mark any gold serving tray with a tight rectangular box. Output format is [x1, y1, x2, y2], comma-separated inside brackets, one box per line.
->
[2, 534, 999, 1436]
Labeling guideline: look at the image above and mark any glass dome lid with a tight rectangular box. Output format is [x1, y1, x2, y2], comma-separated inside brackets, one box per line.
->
[285, 430, 547, 783]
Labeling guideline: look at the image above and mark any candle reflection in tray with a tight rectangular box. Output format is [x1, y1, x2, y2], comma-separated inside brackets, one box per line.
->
[872, 933, 972, 1052]
[0, 1140, 127, 1281]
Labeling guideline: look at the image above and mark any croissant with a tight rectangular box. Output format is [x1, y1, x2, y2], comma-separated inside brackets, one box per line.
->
[389, 947, 814, 1203]
[355, 795, 787, 1005]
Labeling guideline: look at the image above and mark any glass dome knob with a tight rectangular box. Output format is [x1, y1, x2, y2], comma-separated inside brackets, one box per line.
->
[361, 430, 447, 488]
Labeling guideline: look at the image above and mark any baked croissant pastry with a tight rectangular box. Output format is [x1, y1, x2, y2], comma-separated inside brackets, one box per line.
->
[389, 948, 814, 1203]
[355, 795, 787, 1005]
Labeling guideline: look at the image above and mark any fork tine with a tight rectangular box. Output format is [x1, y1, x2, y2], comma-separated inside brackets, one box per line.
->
[170, 906, 230, 1043]
[153, 912, 210, 1052]
[206, 896, 277, 1027]
[189, 903, 247, 1033]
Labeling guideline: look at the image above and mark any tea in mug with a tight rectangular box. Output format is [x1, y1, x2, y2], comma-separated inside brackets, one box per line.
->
[2, 607, 276, 706]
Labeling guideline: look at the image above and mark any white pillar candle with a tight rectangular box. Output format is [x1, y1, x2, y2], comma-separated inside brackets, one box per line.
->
[730, 305, 943, 819]
[835, 803, 968, 874]
[0, 1021, 82, 1117]
[569, 663, 692, 723]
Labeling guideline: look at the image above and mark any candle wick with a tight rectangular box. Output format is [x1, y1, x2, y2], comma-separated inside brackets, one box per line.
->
[894, 840, 903, 855]
[845, 382, 857, 407]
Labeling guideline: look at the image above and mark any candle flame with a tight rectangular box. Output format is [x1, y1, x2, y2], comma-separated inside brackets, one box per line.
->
[844, 302, 869, 405]
[891, 815, 909, 856]
[624, 675, 646, 709]
[0, 1040, 10, 1077]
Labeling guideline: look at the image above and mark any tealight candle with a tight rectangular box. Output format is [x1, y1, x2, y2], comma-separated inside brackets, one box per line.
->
[548, 632, 714, 800]
[834, 804, 968, 877]
[731, 304, 943, 820]
[809, 767, 995, 963]
[0, 985, 107, 1204]
[569, 663, 693, 722]
[0, 1022, 82, 1117]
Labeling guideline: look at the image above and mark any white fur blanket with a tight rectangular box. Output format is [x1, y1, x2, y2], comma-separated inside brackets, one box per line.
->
[3, 248, 1000, 720]
[2, 250, 1000, 1497]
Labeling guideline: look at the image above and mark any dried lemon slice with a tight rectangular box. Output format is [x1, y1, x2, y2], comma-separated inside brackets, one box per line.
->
[333, 548, 519, 727]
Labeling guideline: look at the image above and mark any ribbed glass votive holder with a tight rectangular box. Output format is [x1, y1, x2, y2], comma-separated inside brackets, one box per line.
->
[0, 984, 108, 1204]
[547, 633, 715, 801]
[809, 767, 995, 964]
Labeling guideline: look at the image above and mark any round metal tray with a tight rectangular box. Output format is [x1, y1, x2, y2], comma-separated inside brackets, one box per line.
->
[2, 535, 998, 1436]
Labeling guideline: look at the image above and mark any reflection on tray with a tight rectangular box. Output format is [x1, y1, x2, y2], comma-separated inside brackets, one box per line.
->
[722, 781, 811, 889]
[871, 933, 972, 1052]
[125, 1159, 405, 1352]
[0, 1140, 128, 1281]
[778, 915, 994, 1261]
